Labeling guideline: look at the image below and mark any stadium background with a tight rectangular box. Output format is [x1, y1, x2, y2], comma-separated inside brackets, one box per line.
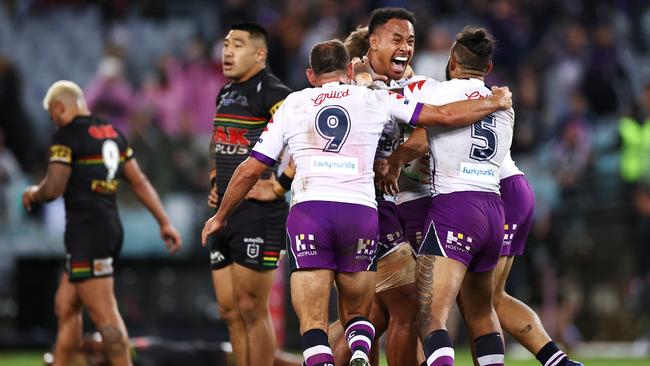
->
[0, 0, 649, 364]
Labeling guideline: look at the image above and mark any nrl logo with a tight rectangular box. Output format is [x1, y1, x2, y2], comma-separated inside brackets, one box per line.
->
[247, 243, 260, 258]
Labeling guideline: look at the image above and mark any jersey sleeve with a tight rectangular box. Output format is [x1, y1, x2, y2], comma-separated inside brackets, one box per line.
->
[251, 97, 289, 167]
[378, 89, 423, 127]
[49, 128, 75, 165]
[262, 76, 292, 118]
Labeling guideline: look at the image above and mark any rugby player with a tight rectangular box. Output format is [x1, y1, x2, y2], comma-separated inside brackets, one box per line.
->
[202, 39, 512, 366]
[383, 27, 513, 366]
[23, 80, 182, 366]
[207, 22, 295, 366]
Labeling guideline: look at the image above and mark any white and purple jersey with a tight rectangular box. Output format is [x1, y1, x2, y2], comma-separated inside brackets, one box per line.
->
[252, 81, 423, 208]
[404, 78, 514, 195]
[500, 150, 524, 179]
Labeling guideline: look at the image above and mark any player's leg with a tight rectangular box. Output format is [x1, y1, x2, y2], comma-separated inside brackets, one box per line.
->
[211, 265, 248, 366]
[291, 269, 336, 366]
[335, 270, 377, 366]
[459, 269, 504, 366]
[52, 273, 83, 366]
[76, 277, 131, 366]
[232, 263, 277, 366]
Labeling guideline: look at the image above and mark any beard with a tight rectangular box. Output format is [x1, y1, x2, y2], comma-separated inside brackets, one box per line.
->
[445, 60, 451, 81]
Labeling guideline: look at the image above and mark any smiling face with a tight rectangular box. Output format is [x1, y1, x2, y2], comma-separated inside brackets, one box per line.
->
[222, 30, 266, 82]
[368, 18, 415, 81]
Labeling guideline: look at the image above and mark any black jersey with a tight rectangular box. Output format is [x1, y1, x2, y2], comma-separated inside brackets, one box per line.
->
[49, 115, 133, 223]
[212, 68, 290, 195]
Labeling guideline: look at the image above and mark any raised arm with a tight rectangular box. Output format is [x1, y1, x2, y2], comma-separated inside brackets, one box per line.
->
[201, 157, 270, 245]
[22, 163, 71, 211]
[123, 158, 182, 254]
[415, 86, 511, 128]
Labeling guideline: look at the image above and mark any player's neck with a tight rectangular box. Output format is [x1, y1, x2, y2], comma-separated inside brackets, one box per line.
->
[233, 64, 265, 84]
[315, 72, 349, 86]
[454, 69, 484, 81]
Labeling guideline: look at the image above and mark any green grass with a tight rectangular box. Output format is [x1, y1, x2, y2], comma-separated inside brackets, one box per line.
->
[1, 350, 649, 365]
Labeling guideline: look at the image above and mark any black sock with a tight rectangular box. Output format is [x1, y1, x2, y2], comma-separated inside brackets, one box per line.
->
[536, 341, 568, 366]
[474, 332, 504, 366]
[301, 328, 334, 366]
[422, 329, 454, 366]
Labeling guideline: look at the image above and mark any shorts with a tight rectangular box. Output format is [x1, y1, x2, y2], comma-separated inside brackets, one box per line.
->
[500, 175, 535, 256]
[419, 192, 505, 273]
[396, 196, 430, 251]
[64, 215, 123, 283]
[376, 200, 408, 260]
[375, 242, 415, 292]
[209, 199, 288, 271]
[286, 201, 379, 273]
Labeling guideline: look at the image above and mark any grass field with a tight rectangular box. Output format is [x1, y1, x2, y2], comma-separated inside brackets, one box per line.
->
[1, 350, 649, 365]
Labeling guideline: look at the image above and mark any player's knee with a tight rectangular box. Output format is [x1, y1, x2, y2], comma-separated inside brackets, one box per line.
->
[54, 298, 79, 321]
[99, 324, 128, 357]
[237, 292, 265, 324]
[218, 304, 242, 325]
[492, 289, 507, 308]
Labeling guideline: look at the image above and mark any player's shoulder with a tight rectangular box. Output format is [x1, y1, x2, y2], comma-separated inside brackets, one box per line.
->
[261, 70, 291, 93]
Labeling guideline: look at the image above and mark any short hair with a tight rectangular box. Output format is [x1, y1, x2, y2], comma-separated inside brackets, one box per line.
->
[368, 7, 416, 35]
[452, 26, 496, 72]
[309, 40, 350, 75]
[230, 22, 269, 47]
[344, 26, 369, 58]
[42, 80, 85, 110]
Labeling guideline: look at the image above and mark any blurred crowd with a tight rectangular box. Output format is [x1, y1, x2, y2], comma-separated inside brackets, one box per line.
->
[1, 0, 650, 344]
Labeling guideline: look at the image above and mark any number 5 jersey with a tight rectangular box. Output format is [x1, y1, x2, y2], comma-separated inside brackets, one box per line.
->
[49, 115, 133, 223]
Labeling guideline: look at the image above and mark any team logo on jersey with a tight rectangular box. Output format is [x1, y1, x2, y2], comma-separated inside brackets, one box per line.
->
[219, 90, 249, 107]
[93, 257, 114, 276]
[311, 89, 350, 106]
[446, 231, 472, 253]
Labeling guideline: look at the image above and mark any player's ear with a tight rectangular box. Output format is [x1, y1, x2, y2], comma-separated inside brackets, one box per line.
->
[346, 62, 354, 80]
[256, 48, 268, 63]
[485, 60, 493, 76]
[306, 68, 318, 86]
[368, 33, 378, 51]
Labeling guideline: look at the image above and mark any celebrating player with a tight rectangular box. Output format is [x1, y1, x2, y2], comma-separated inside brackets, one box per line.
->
[202, 39, 511, 366]
[207, 22, 296, 366]
[23, 80, 182, 366]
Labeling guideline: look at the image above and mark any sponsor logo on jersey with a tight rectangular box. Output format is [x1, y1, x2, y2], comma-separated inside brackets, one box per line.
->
[213, 126, 251, 146]
[356, 239, 375, 255]
[310, 156, 358, 175]
[50, 144, 72, 164]
[465, 90, 487, 100]
[210, 250, 226, 264]
[91, 179, 119, 193]
[311, 89, 350, 106]
[93, 257, 114, 276]
[446, 231, 472, 253]
[459, 162, 497, 182]
[88, 125, 118, 139]
[295, 234, 317, 257]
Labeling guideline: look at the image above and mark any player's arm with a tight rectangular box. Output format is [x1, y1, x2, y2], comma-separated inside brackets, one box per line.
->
[208, 133, 218, 208]
[22, 163, 71, 211]
[202, 157, 269, 245]
[380, 127, 428, 195]
[246, 157, 295, 201]
[414, 86, 512, 128]
[123, 158, 182, 254]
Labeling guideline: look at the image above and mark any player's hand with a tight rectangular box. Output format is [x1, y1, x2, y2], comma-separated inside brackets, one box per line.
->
[202, 215, 226, 247]
[208, 186, 219, 208]
[352, 56, 388, 83]
[379, 158, 401, 196]
[160, 223, 182, 255]
[373, 159, 389, 182]
[246, 175, 280, 202]
[491, 86, 512, 110]
[22, 185, 38, 212]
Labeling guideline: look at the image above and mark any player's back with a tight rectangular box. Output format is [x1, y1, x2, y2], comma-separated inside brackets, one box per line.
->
[406, 78, 514, 195]
[276, 82, 416, 208]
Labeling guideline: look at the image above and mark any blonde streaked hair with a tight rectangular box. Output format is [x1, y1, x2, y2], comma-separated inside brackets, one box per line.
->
[42, 80, 87, 110]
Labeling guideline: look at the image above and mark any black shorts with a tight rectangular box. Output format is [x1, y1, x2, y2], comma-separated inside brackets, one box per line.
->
[209, 199, 288, 271]
[64, 215, 123, 283]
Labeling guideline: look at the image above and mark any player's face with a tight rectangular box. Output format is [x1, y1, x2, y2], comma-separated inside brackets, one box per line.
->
[222, 30, 264, 81]
[369, 19, 415, 81]
[48, 100, 66, 127]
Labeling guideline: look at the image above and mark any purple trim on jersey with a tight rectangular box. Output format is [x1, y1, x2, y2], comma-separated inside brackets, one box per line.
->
[409, 103, 424, 126]
[250, 150, 276, 167]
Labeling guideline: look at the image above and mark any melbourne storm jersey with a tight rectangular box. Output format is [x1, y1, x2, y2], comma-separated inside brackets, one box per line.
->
[404, 78, 514, 195]
[251, 82, 423, 208]
[212, 69, 291, 195]
[49, 115, 133, 223]
[500, 150, 524, 179]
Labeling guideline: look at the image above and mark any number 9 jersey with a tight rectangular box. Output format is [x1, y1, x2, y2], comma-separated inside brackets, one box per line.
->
[251, 81, 423, 209]
[404, 78, 514, 195]
[49, 115, 133, 223]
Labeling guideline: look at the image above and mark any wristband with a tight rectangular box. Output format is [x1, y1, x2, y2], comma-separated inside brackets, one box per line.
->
[277, 172, 293, 192]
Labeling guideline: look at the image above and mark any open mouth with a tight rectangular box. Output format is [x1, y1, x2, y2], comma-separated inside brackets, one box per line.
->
[390, 55, 408, 75]
[223, 60, 234, 69]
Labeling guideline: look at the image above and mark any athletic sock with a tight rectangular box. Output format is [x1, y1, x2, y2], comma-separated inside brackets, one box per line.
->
[422, 329, 454, 366]
[345, 316, 375, 361]
[536, 341, 570, 366]
[474, 332, 505, 366]
[301, 328, 334, 366]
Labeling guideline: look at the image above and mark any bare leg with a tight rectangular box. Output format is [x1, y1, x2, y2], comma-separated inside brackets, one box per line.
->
[52, 273, 83, 366]
[76, 277, 131, 366]
[212, 266, 248, 366]
[378, 283, 418, 366]
[232, 264, 277, 366]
